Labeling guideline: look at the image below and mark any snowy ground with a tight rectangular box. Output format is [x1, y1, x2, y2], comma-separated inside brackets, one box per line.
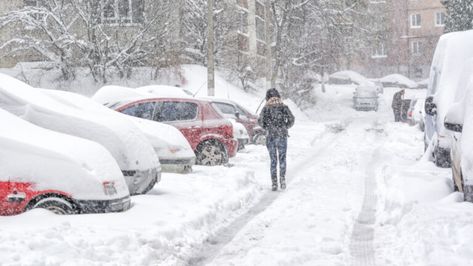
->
[2, 78, 472, 266]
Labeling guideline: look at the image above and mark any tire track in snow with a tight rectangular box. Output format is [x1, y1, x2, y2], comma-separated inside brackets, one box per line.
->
[350, 123, 385, 266]
[185, 122, 347, 266]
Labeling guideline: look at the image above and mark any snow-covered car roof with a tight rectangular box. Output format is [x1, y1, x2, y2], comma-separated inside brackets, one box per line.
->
[0, 108, 129, 201]
[93, 85, 211, 109]
[0, 74, 160, 174]
[329, 71, 375, 86]
[380, 74, 418, 89]
[45, 89, 193, 163]
[137, 85, 194, 98]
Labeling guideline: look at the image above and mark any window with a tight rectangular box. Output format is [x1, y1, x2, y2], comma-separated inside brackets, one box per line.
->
[372, 43, 387, 58]
[435, 12, 446, 27]
[256, 17, 265, 41]
[410, 14, 421, 28]
[411, 41, 421, 55]
[212, 103, 237, 116]
[255, 1, 265, 19]
[155, 102, 198, 122]
[101, 0, 144, 24]
[24, 0, 37, 6]
[238, 10, 248, 34]
[121, 102, 156, 120]
[238, 33, 249, 51]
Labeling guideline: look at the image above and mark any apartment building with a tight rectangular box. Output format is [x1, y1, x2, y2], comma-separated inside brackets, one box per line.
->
[407, 0, 446, 78]
[356, 0, 446, 79]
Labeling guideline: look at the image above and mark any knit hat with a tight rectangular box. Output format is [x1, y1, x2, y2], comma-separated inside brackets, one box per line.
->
[266, 88, 281, 101]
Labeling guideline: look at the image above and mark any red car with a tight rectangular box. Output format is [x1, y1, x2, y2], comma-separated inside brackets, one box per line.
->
[113, 97, 238, 166]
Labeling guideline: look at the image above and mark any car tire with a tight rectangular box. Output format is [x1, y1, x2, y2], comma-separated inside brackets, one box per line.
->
[253, 134, 266, 146]
[140, 174, 158, 195]
[33, 197, 76, 215]
[434, 145, 451, 168]
[196, 140, 227, 166]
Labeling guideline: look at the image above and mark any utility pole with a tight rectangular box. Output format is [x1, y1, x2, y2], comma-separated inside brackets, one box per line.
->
[265, 0, 273, 89]
[207, 0, 215, 96]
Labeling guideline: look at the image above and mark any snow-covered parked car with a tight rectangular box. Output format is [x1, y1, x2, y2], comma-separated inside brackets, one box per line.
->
[380, 74, 418, 89]
[0, 74, 161, 195]
[353, 85, 378, 111]
[93, 86, 239, 166]
[228, 119, 250, 150]
[127, 117, 196, 172]
[204, 98, 265, 145]
[0, 108, 130, 215]
[406, 98, 425, 131]
[329, 70, 374, 86]
[424, 30, 473, 167]
[444, 58, 473, 201]
[42, 89, 195, 173]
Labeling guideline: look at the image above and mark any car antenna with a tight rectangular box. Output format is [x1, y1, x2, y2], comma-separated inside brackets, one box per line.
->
[193, 81, 207, 97]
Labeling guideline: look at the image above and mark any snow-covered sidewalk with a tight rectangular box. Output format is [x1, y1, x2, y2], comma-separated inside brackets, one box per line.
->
[0, 119, 325, 266]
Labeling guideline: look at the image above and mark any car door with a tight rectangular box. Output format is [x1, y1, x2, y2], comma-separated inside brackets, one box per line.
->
[153, 100, 202, 150]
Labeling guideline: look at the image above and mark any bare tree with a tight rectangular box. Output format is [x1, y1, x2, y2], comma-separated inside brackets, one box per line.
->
[0, 0, 178, 83]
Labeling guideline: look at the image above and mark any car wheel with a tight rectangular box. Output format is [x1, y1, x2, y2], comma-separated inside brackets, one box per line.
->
[434, 146, 451, 168]
[33, 197, 76, 215]
[253, 134, 266, 146]
[140, 174, 158, 195]
[197, 141, 226, 166]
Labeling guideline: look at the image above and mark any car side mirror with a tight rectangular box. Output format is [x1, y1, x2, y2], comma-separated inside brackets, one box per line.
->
[444, 103, 463, 133]
[445, 121, 463, 133]
[425, 96, 437, 116]
[235, 111, 240, 119]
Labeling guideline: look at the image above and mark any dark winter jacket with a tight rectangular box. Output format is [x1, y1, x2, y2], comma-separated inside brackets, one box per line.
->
[258, 97, 295, 138]
[391, 91, 404, 111]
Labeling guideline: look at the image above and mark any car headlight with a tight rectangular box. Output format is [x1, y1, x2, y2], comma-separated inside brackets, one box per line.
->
[103, 181, 118, 196]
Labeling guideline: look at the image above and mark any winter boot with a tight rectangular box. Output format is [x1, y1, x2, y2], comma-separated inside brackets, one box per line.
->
[280, 176, 286, 190]
[272, 176, 278, 191]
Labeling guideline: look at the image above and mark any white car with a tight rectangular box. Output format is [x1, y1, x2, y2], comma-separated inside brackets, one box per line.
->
[0, 74, 161, 195]
[444, 58, 473, 201]
[228, 118, 250, 150]
[0, 108, 130, 215]
[353, 86, 379, 111]
[424, 30, 473, 167]
[127, 116, 196, 172]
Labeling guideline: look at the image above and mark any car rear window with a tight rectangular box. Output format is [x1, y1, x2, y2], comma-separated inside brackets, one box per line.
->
[121, 102, 156, 120]
[212, 102, 236, 116]
[156, 101, 198, 122]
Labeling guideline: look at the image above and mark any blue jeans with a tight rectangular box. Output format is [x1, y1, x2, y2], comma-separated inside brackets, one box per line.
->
[266, 136, 287, 181]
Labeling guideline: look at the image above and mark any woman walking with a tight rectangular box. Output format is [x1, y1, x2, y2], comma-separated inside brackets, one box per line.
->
[258, 88, 295, 191]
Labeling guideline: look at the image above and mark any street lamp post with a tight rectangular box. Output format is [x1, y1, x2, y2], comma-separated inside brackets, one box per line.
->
[207, 0, 215, 96]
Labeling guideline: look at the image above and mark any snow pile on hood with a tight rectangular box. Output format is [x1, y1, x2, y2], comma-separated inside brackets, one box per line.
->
[0, 73, 160, 174]
[329, 70, 375, 86]
[380, 74, 418, 89]
[0, 108, 128, 200]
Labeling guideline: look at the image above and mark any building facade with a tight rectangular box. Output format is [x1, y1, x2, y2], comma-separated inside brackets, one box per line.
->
[355, 0, 446, 79]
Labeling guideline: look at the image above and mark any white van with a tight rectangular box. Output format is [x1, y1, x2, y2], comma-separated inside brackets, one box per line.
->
[424, 30, 473, 167]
